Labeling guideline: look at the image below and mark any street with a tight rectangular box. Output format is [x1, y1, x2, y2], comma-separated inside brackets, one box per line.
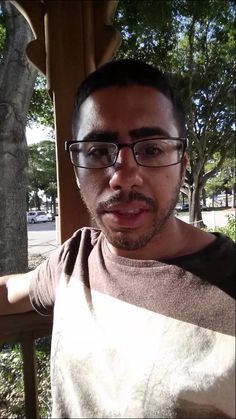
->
[27, 208, 235, 257]
[28, 221, 58, 257]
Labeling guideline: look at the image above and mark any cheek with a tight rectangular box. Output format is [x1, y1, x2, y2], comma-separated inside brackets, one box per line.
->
[77, 170, 105, 203]
[157, 167, 179, 182]
[155, 167, 182, 194]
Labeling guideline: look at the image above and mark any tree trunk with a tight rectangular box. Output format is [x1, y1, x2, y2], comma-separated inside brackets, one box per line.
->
[212, 195, 215, 208]
[225, 190, 228, 208]
[51, 194, 56, 215]
[0, 2, 37, 274]
[202, 188, 206, 206]
[33, 191, 41, 211]
[232, 183, 236, 208]
[189, 186, 205, 229]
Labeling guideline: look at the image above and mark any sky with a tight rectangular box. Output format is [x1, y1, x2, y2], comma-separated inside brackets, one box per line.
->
[26, 125, 52, 145]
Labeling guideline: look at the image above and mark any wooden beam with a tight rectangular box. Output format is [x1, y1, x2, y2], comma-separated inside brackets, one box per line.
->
[0, 311, 52, 344]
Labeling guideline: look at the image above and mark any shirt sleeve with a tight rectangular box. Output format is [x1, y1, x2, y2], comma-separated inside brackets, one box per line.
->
[28, 227, 98, 315]
[29, 248, 63, 315]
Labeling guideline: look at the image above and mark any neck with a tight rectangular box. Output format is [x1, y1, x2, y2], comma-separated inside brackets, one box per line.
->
[104, 217, 215, 261]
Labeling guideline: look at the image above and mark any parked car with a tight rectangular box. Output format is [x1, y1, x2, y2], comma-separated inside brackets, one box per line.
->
[47, 212, 55, 221]
[27, 211, 48, 223]
[201, 204, 209, 211]
[175, 203, 189, 212]
[181, 203, 189, 211]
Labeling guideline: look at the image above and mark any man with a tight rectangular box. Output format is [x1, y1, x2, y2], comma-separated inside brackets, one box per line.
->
[0, 59, 235, 418]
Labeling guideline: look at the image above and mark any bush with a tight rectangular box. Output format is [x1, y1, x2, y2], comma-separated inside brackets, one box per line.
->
[0, 343, 24, 418]
[0, 337, 51, 418]
[0, 254, 51, 418]
[214, 214, 236, 242]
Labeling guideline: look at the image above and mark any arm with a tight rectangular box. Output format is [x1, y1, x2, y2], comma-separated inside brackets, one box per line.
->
[0, 272, 33, 315]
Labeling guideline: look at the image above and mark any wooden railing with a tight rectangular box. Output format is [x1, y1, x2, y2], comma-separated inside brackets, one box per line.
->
[0, 312, 52, 419]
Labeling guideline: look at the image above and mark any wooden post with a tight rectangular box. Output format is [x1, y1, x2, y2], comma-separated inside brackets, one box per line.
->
[21, 334, 39, 419]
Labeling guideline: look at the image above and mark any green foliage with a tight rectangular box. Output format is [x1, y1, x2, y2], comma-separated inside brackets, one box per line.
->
[0, 6, 6, 61]
[214, 214, 236, 242]
[27, 74, 54, 128]
[205, 156, 235, 197]
[0, 344, 24, 417]
[0, 339, 51, 418]
[203, 214, 236, 241]
[28, 140, 57, 210]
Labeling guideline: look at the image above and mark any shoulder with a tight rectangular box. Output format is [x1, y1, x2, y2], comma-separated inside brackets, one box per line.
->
[171, 232, 235, 298]
[63, 227, 101, 253]
[28, 227, 103, 314]
[205, 232, 235, 269]
[32, 227, 102, 278]
[51, 227, 102, 276]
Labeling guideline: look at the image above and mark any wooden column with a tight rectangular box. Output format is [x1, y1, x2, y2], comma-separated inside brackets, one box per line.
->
[44, 0, 91, 242]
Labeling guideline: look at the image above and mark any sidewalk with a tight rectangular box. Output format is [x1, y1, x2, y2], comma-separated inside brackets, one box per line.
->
[28, 222, 58, 257]
[177, 208, 235, 229]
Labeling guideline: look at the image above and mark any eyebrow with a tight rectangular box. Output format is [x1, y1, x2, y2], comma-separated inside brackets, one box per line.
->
[82, 131, 118, 142]
[129, 126, 172, 139]
[81, 126, 172, 143]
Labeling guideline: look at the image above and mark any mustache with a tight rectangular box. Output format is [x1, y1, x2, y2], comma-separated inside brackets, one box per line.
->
[97, 190, 157, 212]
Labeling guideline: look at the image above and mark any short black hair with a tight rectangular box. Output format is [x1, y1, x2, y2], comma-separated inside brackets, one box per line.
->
[72, 59, 186, 138]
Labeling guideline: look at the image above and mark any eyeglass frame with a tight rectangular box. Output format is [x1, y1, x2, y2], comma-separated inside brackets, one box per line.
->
[65, 137, 188, 169]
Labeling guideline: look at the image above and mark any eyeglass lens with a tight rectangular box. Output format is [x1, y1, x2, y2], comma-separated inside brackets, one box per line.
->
[69, 139, 184, 168]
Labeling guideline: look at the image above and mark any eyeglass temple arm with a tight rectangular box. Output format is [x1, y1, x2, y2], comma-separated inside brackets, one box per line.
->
[65, 141, 75, 152]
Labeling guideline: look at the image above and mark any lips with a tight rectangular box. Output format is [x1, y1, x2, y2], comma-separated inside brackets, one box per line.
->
[112, 209, 142, 216]
[101, 203, 151, 229]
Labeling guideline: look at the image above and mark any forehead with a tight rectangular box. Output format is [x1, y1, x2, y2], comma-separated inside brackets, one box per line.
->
[77, 85, 179, 139]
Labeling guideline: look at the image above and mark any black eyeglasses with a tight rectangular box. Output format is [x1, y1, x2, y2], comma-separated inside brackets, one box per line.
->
[65, 137, 187, 169]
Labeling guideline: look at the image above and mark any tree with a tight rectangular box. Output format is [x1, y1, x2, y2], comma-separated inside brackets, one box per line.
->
[0, 1, 37, 274]
[115, 0, 235, 227]
[177, 1, 235, 226]
[204, 156, 236, 208]
[28, 140, 57, 215]
[28, 74, 54, 129]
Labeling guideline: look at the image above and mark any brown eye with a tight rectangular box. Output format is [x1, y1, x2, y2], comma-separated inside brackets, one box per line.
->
[87, 146, 109, 159]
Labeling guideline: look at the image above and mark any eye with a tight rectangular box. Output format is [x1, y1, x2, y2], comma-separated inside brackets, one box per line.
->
[136, 142, 164, 156]
[144, 145, 163, 156]
[87, 144, 110, 158]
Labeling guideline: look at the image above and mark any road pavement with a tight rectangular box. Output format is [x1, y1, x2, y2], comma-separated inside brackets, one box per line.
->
[28, 209, 235, 256]
[28, 221, 58, 257]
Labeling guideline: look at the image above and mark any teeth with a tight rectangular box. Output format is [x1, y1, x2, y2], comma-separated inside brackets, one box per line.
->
[117, 209, 140, 215]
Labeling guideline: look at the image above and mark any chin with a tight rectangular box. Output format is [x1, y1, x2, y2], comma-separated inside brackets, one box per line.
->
[104, 228, 156, 251]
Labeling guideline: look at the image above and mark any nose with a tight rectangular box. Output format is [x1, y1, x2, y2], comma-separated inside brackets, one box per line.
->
[109, 147, 144, 191]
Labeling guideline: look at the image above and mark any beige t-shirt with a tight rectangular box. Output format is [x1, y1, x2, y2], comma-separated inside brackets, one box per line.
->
[30, 228, 235, 418]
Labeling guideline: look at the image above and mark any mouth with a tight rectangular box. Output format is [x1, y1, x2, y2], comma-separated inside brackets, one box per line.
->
[101, 204, 152, 229]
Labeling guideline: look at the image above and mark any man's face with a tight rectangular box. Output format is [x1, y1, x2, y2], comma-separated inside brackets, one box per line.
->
[74, 85, 187, 258]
